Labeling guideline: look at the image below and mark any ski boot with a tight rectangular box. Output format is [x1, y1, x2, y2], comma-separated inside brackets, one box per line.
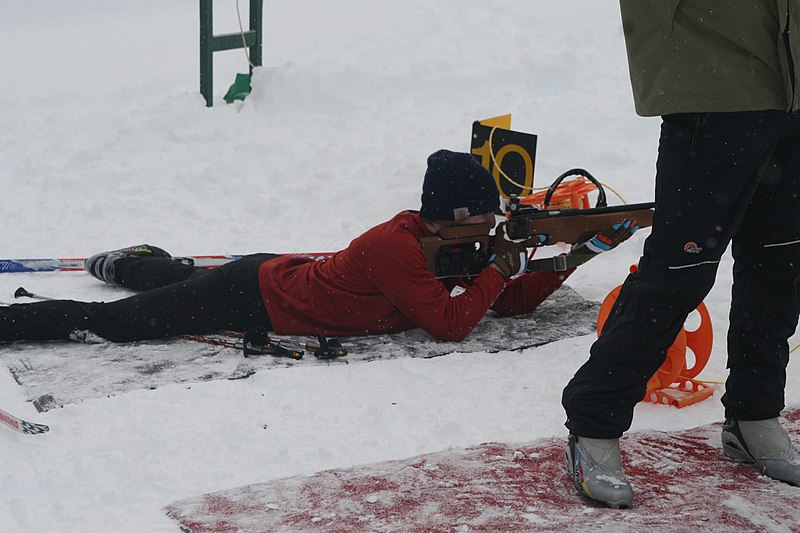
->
[84, 244, 171, 286]
[565, 434, 634, 508]
[722, 418, 800, 486]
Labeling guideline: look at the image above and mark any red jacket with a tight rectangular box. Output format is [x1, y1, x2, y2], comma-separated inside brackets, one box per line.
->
[258, 211, 573, 341]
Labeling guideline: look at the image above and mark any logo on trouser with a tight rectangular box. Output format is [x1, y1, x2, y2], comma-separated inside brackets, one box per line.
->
[683, 241, 703, 254]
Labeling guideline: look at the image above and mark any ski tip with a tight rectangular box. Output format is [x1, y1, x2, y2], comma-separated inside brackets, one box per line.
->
[21, 422, 50, 435]
[0, 408, 50, 435]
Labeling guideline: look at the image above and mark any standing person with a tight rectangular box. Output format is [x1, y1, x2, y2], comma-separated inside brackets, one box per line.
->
[562, 1, 800, 508]
[0, 150, 635, 345]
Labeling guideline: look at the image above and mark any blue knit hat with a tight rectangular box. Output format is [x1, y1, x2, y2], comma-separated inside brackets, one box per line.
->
[420, 150, 500, 220]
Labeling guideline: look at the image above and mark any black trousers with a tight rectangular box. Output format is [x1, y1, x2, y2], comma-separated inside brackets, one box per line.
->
[0, 254, 276, 343]
[563, 111, 800, 438]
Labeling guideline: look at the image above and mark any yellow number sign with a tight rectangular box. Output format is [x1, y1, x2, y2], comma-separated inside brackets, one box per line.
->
[470, 118, 538, 199]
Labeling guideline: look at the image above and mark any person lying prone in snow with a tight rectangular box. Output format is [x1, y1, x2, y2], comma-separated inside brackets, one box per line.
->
[0, 150, 636, 344]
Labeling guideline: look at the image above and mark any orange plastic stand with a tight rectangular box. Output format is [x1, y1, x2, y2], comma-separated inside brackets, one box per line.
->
[596, 266, 715, 408]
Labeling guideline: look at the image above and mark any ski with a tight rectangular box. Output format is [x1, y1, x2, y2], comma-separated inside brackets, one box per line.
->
[0, 253, 337, 274]
[0, 407, 50, 435]
[0, 255, 245, 273]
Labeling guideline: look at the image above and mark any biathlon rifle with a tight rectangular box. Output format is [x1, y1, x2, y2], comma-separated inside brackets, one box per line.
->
[419, 169, 655, 278]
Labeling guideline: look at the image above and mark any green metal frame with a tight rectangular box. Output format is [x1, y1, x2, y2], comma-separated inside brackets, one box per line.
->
[199, 0, 263, 107]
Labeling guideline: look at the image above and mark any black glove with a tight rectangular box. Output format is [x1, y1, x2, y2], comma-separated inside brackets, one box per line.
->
[570, 219, 639, 257]
[490, 222, 529, 279]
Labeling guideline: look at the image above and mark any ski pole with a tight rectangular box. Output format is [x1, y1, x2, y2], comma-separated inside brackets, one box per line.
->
[180, 332, 304, 360]
[12, 288, 345, 359]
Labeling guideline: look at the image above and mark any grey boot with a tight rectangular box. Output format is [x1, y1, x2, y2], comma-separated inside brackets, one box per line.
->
[722, 417, 800, 486]
[565, 434, 634, 508]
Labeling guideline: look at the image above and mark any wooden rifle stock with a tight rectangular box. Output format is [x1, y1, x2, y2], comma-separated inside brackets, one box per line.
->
[509, 202, 655, 246]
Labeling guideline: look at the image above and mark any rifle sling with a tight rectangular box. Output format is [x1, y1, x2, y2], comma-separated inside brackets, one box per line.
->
[525, 253, 593, 273]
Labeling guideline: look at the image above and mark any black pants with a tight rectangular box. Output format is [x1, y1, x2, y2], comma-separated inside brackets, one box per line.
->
[563, 111, 800, 438]
[0, 254, 276, 343]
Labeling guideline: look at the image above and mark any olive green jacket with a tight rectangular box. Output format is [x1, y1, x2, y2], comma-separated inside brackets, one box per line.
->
[619, 0, 800, 116]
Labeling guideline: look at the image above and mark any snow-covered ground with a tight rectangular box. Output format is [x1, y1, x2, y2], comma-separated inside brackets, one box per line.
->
[1, 1, 798, 531]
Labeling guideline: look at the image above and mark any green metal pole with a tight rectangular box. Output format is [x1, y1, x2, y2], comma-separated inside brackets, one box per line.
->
[199, 0, 262, 106]
[250, 0, 263, 70]
[199, 0, 214, 107]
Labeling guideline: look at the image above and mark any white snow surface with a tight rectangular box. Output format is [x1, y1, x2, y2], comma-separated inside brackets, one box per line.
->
[0, 1, 798, 531]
